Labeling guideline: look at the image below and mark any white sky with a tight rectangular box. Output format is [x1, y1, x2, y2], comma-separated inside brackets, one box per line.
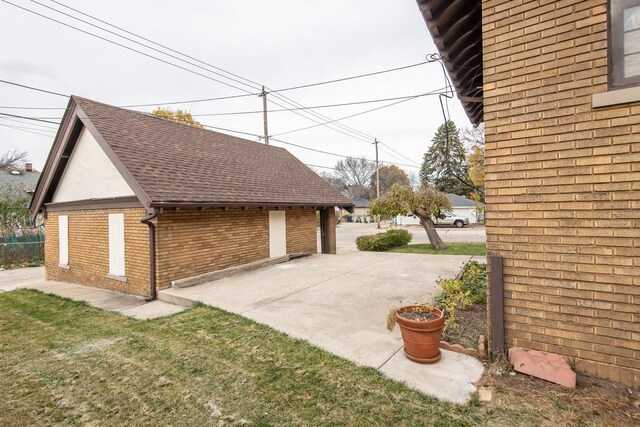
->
[0, 0, 471, 175]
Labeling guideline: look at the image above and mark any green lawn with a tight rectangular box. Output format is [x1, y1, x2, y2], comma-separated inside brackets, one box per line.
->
[0, 290, 629, 426]
[0, 290, 485, 426]
[390, 242, 486, 256]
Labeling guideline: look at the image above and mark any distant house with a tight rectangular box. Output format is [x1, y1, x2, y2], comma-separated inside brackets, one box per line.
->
[397, 193, 483, 225]
[0, 163, 42, 234]
[352, 198, 371, 217]
[30, 96, 352, 298]
[0, 163, 40, 196]
[417, 0, 640, 387]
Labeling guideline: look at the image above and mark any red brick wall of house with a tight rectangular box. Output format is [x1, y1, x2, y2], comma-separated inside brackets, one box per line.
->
[483, 0, 639, 387]
[44, 209, 150, 296]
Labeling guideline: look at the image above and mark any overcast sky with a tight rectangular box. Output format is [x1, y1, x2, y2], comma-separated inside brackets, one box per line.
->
[0, 0, 471, 176]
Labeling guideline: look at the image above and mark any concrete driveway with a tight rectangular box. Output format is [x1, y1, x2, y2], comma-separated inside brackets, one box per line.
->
[160, 251, 485, 403]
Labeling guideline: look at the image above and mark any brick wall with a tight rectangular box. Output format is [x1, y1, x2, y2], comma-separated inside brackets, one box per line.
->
[483, 0, 639, 387]
[286, 208, 319, 254]
[155, 207, 318, 289]
[45, 209, 150, 296]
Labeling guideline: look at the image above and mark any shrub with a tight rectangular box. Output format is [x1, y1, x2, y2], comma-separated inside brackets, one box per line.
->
[356, 229, 412, 252]
[460, 261, 487, 304]
[433, 262, 487, 336]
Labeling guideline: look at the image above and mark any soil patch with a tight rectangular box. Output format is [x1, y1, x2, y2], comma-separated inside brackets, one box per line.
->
[397, 308, 440, 322]
[443, 303, 486, 349]
[478, 357, 640, 426]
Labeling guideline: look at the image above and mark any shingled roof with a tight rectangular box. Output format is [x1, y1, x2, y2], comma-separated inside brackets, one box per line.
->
[30, 96, 353, 216]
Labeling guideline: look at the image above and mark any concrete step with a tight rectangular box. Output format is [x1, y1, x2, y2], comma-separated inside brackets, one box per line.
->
[170, 253, 310, 288]
[157, 288, 196, 307]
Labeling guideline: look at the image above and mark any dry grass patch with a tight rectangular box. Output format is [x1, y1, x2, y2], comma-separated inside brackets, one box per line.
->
[1, 290, 636, 426]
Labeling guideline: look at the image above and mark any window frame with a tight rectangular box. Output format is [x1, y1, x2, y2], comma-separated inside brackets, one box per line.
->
[609, 0, 640, 89]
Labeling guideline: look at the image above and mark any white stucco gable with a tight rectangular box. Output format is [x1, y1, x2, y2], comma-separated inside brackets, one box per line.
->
[52, 127, 136, 203]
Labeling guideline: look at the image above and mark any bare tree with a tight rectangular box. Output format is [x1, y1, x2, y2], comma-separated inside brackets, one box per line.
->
[0, 150, 29, 170]
[334, 157, 376, 197]
[318, 171, 346, 193]
[460, 124, 484, 151]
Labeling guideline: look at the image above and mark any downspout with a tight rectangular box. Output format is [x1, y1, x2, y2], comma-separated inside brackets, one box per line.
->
[140, 208, 159, 301]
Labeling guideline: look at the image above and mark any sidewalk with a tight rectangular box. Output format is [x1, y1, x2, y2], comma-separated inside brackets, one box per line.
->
[0, 266, 185, 320]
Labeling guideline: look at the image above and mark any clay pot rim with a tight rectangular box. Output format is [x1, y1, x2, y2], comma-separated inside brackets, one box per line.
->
[396, 305, 444, 326]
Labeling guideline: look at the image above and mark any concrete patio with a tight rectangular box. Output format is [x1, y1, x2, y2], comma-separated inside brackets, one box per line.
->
[0, 267, 185, 320]
[159, 251, 485, 404]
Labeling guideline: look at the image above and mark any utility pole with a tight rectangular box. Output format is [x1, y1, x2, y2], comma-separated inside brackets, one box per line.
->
[374, 138, 380, 229]
[259, 86, 269, 145]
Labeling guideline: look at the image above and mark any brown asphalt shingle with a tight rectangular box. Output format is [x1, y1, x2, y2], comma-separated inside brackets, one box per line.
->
[72, 96, 352, 208]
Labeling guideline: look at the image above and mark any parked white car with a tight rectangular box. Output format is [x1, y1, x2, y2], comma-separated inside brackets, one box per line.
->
[435, 213, 469, 228]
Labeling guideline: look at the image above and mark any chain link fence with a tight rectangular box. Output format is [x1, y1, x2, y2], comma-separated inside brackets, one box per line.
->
[0, 232, 45, 267]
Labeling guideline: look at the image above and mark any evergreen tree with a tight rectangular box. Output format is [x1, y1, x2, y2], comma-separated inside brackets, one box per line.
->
[419, 120, 470, 195]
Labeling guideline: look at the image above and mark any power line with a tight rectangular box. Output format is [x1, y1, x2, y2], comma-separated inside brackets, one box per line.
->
[47, 0, 428, 96]
[0, 123, 56, 137]
[0, 116, 59, 130]
[271, 92, 432, 138]
[0, 112, 60, 124]
[30, 0, 422, 146]
[30, 0, 262, 93]
[3, 0, 437, 154]
[0, 78, 68, 98]
[270, 62, 428, 94]
[2, 1, 434, 166]
[1, 0, 258, 94]
[190, 92, 444, 117]
[379, 141, 421, 166]
[305, 163, 336, 171]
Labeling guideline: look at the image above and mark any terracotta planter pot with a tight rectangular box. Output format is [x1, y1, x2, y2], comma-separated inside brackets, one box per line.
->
[396, 305, 445, 363]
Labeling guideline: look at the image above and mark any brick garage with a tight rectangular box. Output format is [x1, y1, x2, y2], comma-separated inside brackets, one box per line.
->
[31, 96, 351, 299]
[418, 0, 639, 387]
[155, 207, 319, 291]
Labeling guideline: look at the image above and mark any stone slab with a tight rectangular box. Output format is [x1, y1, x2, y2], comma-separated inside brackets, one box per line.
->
[509, 346, 576, 388]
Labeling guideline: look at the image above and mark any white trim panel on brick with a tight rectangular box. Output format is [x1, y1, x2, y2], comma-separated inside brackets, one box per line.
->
[269, 211, 287, 258]
[58, 215, 68, 266]
[108, 213, 125, 277]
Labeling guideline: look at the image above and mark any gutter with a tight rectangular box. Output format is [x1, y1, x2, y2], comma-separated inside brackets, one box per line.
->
[140, 208, 159, 301]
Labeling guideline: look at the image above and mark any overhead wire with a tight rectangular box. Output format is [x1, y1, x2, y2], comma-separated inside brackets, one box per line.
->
[1, 0, 258, 94]
[0, 112, 60, 124]
[270, 92, 432, 138]
[0, 123, 57, 137]
[2, 0, 438, 170]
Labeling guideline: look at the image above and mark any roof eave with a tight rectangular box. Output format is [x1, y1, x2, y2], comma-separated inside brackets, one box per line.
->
[416, 0, 484, 125]
[149, 201, 354, 212]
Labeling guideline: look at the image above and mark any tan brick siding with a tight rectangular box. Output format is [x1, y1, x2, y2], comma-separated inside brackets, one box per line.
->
[482, 0, 639, 387]
[286, 208, 319, 254]
[325, 209, 337, 254]
[155, 207, 318, 290]
[45, 209, 150, 296]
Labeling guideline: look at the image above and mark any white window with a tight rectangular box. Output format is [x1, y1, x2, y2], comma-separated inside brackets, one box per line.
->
[610, 0, 640, 88]
[58, 215, 68, 266]
[108, 213, 125, 277]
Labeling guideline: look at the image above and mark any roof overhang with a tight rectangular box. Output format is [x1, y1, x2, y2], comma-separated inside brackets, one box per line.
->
[28, 97, 150, 221]
[416, 0, 483, 125]
[149, 201, 354, 213]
